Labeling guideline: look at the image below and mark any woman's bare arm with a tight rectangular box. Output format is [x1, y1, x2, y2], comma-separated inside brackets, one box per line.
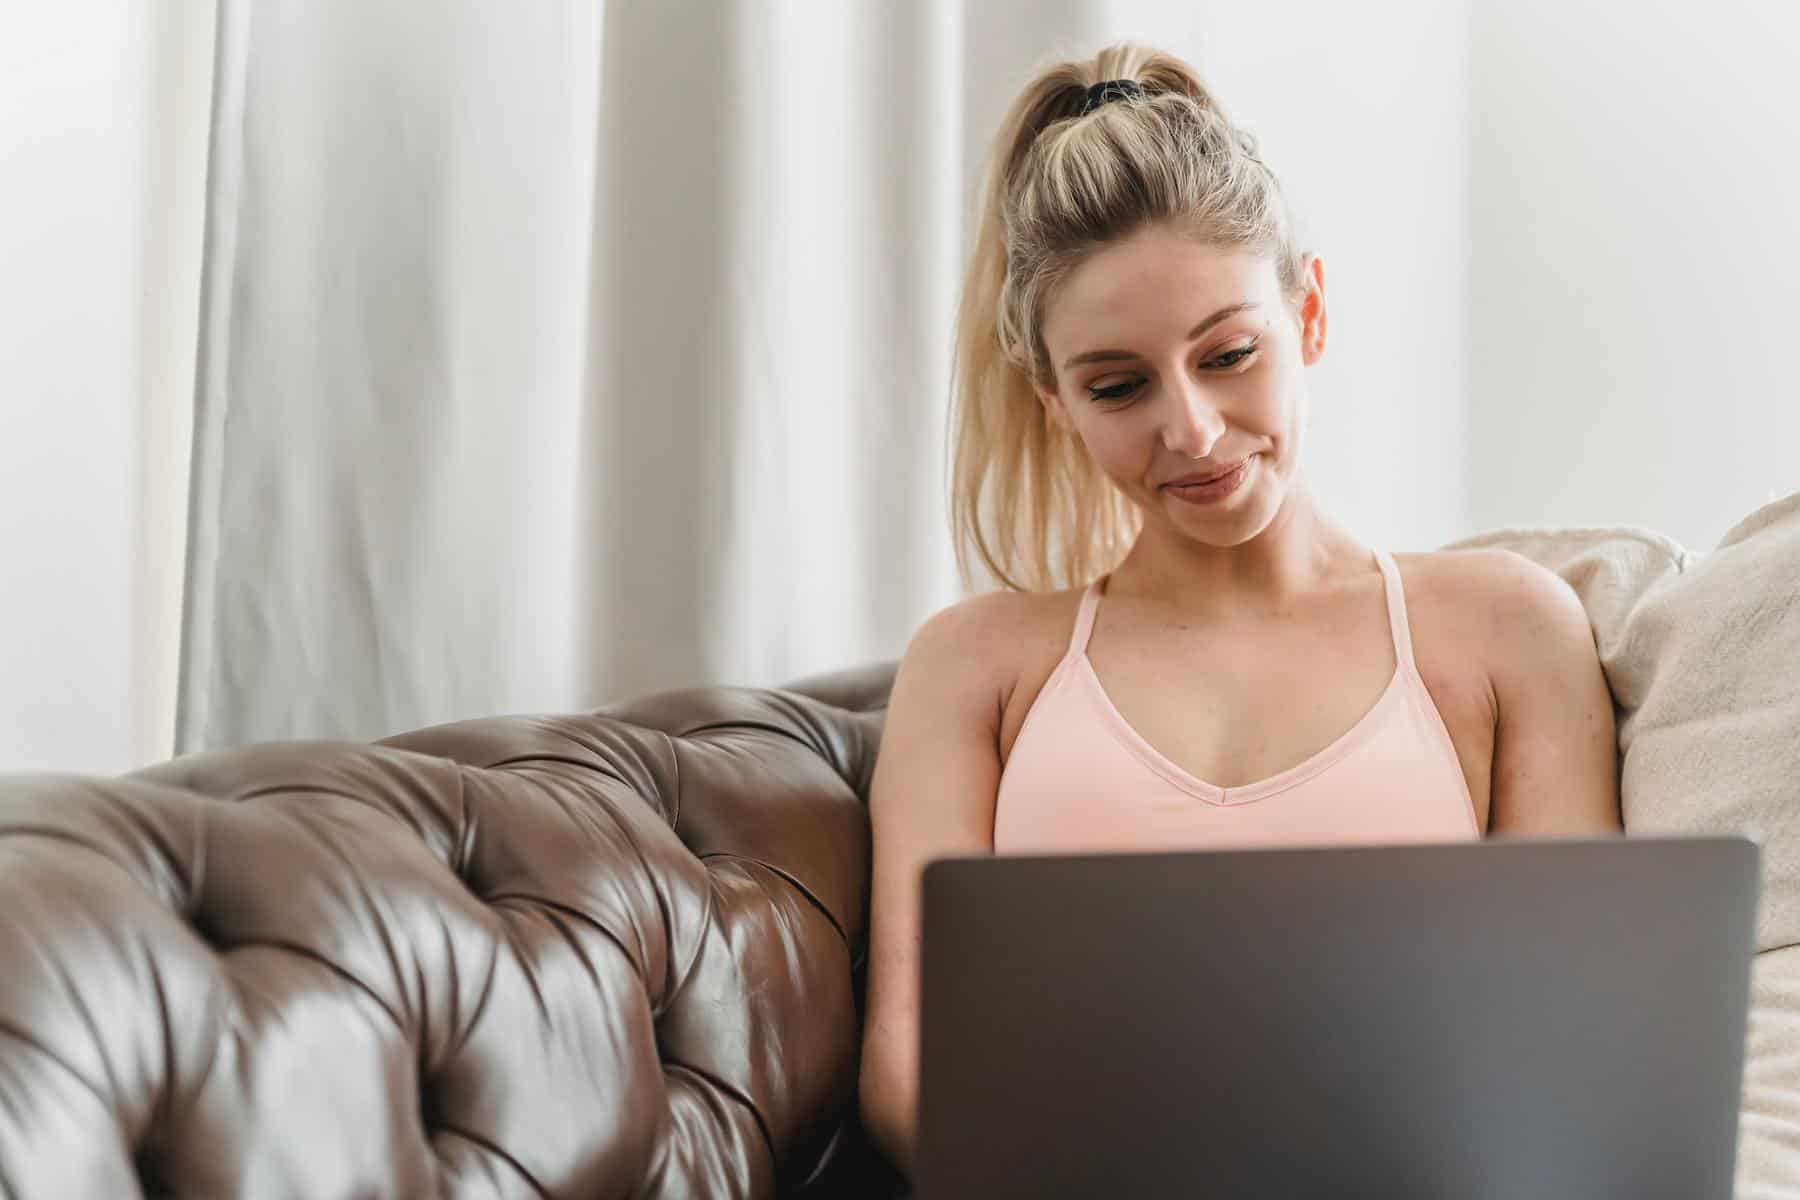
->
[1470, 550, 1624, 836]
[859, 596, 1010, 1179]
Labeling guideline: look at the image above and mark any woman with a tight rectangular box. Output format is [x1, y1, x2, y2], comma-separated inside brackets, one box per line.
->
[858, 42, 1622, 1180]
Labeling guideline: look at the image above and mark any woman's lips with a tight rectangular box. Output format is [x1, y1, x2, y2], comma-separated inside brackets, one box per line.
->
[1163, 455, 1255, 503]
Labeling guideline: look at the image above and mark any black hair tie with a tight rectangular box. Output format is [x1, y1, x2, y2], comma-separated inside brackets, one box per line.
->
[1080, 78, 1145, 115]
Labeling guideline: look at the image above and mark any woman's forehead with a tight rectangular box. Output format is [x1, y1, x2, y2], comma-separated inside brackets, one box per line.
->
[1044, 243, 1278, 344]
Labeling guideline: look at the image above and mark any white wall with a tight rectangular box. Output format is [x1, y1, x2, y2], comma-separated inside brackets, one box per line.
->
[1468, 0, 1800, 549]
[0, 3, 212, 773]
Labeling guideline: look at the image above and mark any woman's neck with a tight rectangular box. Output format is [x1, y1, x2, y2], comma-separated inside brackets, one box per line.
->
[1108, 479, 1370, 621]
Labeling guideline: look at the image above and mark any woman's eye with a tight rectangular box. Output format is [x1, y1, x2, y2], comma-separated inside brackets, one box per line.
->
[1211, 344, 1256, 369]
[1086, 342, 1258, 405]
[1090, 381, 1139, 403]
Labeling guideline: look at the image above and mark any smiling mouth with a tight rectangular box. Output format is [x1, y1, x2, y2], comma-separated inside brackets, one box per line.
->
[1164, 458, 1252, 488]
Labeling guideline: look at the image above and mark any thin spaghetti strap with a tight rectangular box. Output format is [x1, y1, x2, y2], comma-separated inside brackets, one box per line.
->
[1065, 573, 1107, 661]
[1373, 550, 1418, 673]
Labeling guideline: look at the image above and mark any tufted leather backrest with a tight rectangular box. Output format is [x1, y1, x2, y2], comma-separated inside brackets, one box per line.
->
[0, 661, 903, 1200]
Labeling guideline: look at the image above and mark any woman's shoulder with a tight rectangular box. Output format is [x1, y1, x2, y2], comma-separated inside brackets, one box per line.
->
[1394, 545, 1577, 612]
[903, 582, 1090, 708]
[1393, 546, 1590, 665]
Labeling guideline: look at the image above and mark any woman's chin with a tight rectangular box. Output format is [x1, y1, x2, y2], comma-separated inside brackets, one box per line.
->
[1158, 473, 1291, 546]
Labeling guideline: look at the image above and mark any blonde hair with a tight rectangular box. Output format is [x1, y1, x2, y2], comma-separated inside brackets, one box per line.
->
[947, 42, 1311, 594]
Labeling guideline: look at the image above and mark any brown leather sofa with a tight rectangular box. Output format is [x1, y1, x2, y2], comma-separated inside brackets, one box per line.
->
[0, 661, 909, 1199]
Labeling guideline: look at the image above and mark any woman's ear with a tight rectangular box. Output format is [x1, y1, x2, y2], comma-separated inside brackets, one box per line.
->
[1297, 254, 1327, 366]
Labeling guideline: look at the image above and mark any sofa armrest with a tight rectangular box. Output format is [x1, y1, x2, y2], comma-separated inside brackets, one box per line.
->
[0, 666, 900, 1197]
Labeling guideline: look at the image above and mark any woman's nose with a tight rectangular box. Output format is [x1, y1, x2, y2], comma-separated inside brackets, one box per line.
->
[1162, 389, 1227, 458]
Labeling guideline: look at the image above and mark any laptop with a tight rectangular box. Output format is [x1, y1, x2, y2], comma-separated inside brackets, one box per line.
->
[916, 835, 1760, 1199]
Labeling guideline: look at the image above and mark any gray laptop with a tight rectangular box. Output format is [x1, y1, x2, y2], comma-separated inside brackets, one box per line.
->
[916, 835, 1759, 1199]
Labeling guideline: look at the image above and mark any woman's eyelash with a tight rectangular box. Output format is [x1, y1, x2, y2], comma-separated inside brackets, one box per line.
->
[1087, 342, 1258, 403]
[1090, 382, 1134, 402]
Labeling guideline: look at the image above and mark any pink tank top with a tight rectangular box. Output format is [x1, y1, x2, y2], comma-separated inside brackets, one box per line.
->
[993, 549, 1482, 854]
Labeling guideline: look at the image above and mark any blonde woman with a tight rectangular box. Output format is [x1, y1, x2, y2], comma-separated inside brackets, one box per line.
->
[857, 42, 1623, 1180]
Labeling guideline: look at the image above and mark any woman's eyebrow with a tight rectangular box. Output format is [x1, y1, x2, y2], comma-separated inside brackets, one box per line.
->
[1061, 301, 1261, 369]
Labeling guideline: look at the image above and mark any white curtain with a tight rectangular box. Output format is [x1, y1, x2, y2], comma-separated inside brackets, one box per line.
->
[0, 2, 211, 774]
[180, 1, 606, 751]
[175, 0, 1473, 752]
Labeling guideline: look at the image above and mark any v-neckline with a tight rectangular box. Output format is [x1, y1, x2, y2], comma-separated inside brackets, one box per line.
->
[1073, 556, 1409, 805]
[1074, 654, 1407, 805]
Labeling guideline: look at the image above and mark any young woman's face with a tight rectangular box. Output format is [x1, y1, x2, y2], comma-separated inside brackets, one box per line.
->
[1035, 229, 1326, 545]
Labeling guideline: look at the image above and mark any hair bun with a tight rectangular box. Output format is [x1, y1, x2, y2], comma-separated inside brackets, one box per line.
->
[1080, 79, 1144, 115]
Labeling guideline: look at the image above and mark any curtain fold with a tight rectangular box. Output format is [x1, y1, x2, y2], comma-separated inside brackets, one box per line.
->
[181, 0, 607, 750]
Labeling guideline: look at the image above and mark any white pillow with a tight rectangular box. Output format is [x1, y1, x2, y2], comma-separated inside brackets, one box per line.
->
[1444, 490, 1800, 1196]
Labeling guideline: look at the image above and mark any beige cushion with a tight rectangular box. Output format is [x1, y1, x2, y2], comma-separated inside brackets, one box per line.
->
[1743, 948, 1800, 1196]
[1444, 490, 1800, 1197]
